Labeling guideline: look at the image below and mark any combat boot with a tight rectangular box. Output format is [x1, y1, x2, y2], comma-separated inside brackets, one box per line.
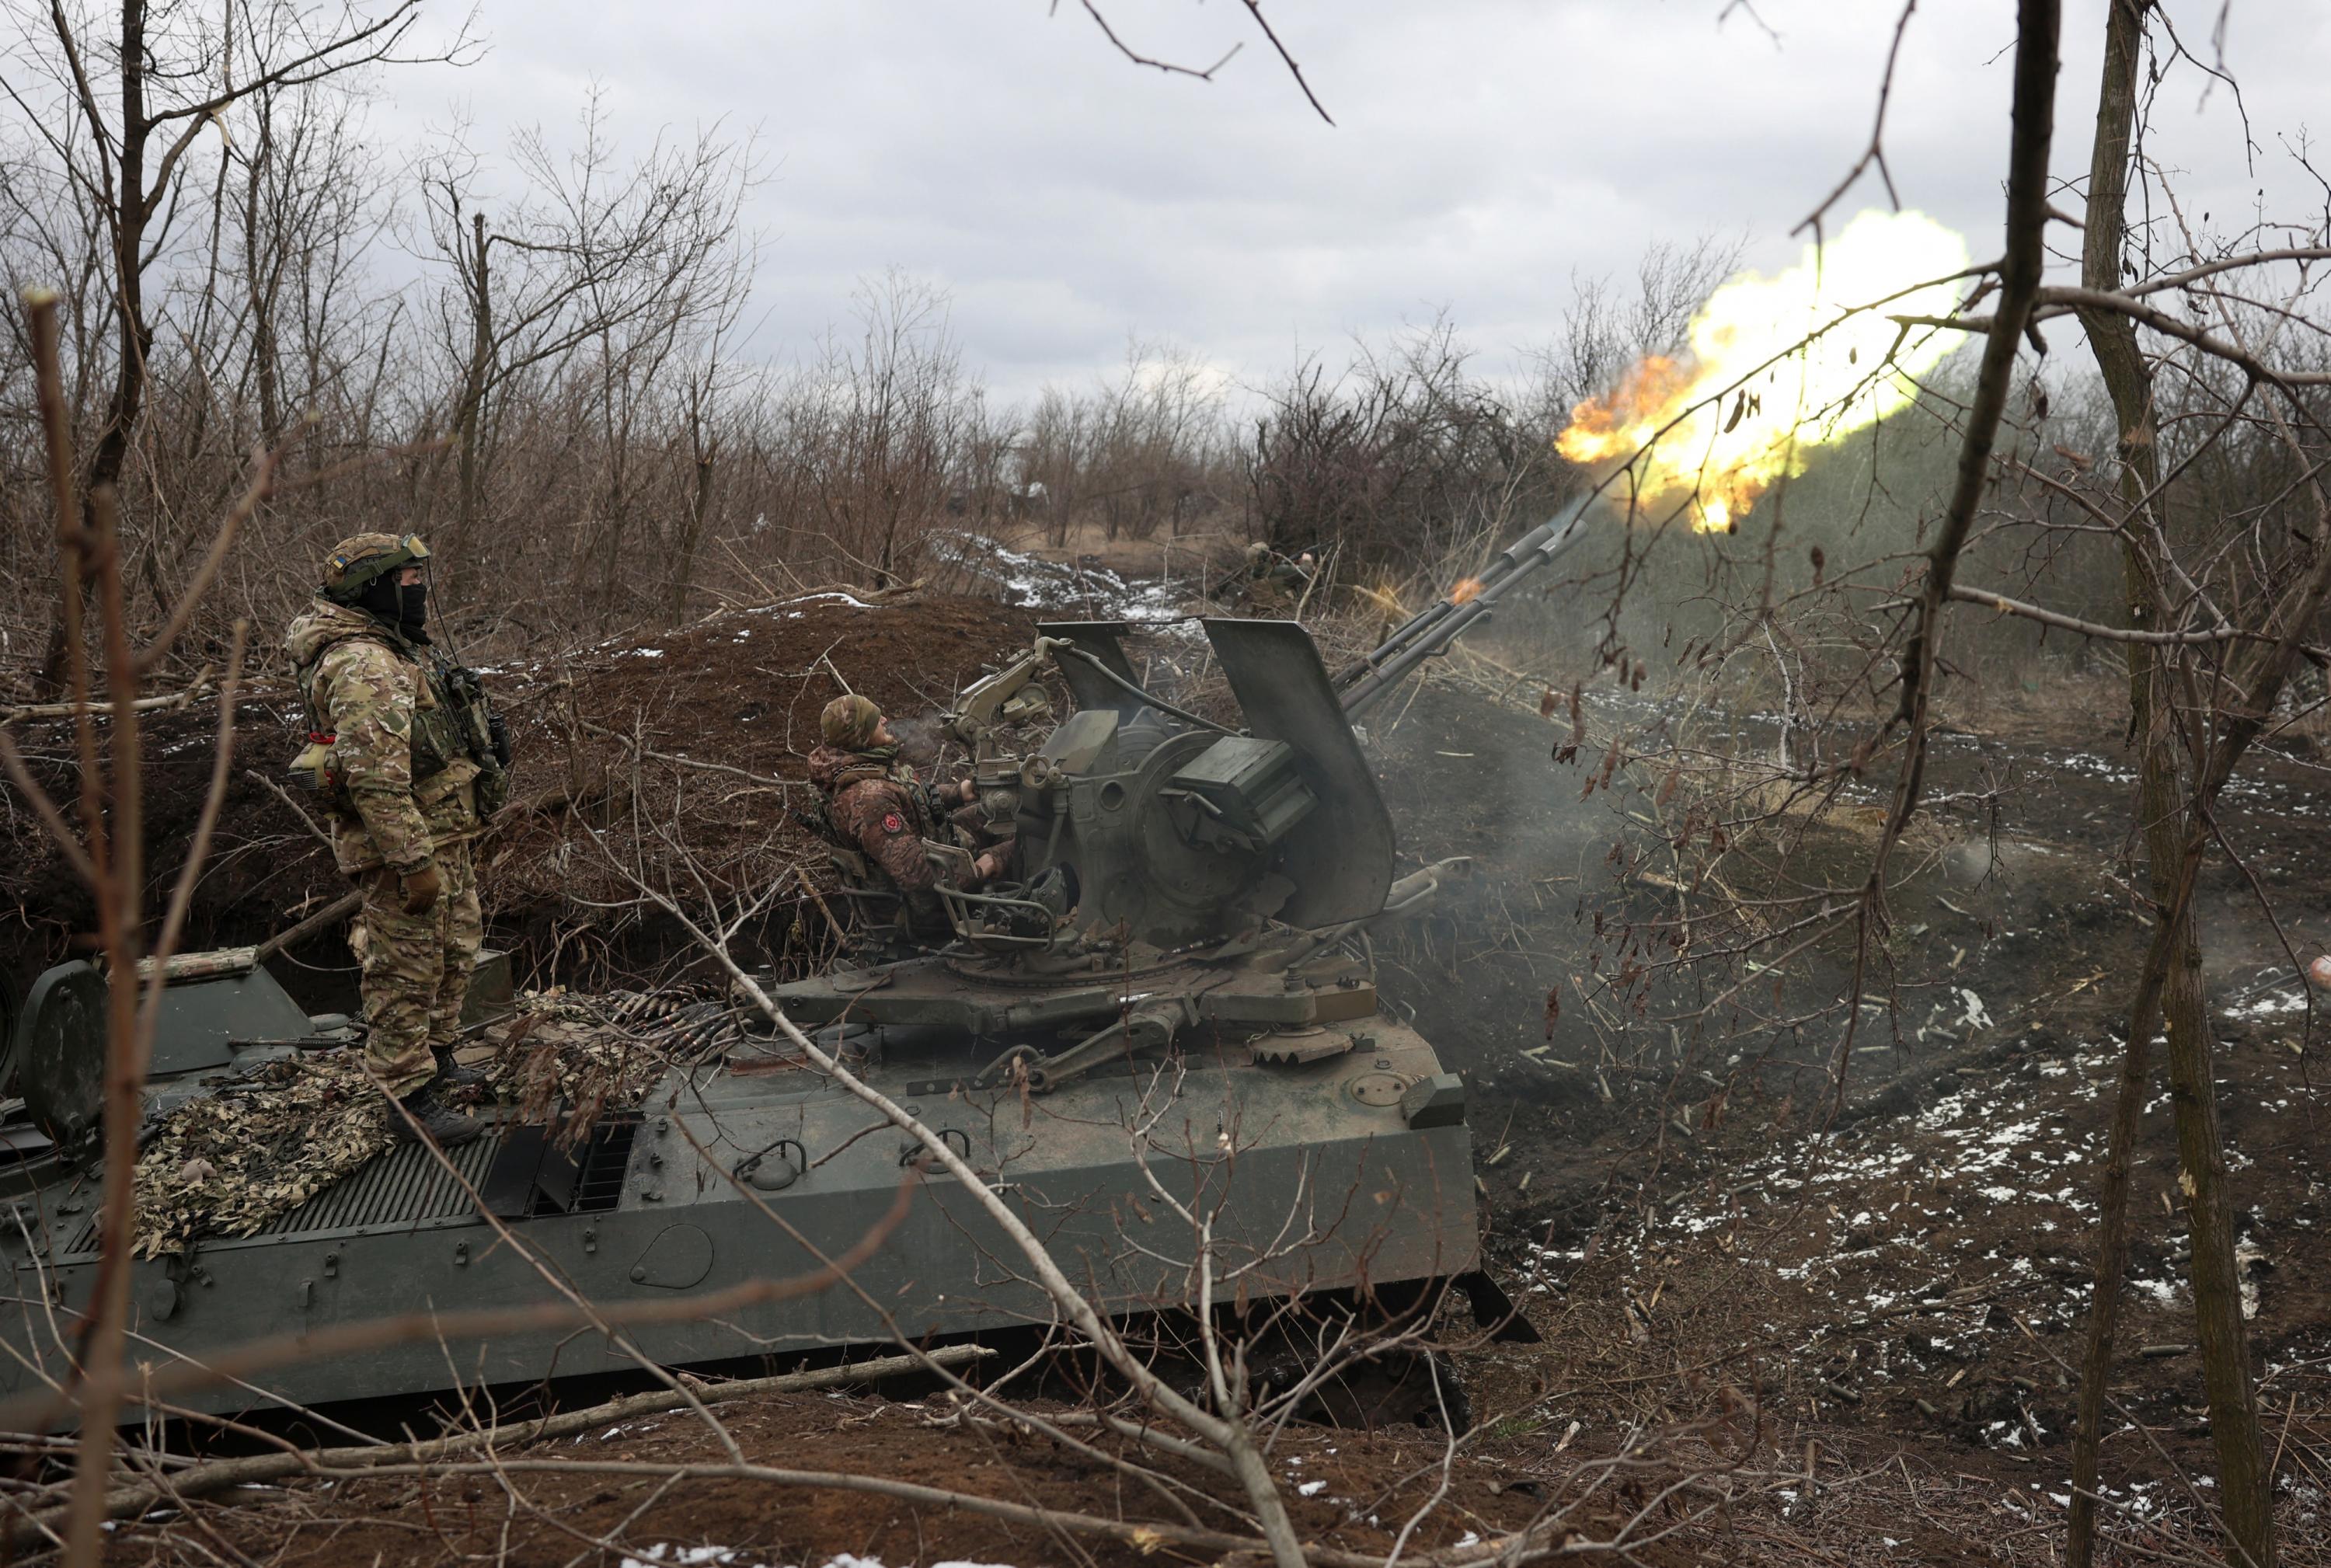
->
[391, 1085, 483, 1148]
[432, 1047, 490, 1090]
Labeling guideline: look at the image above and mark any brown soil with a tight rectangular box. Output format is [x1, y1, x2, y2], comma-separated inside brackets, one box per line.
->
[1363, 665, 2331, 1559]
[152, 1392, 1574, 1568]
[478, 591, 1047, 984]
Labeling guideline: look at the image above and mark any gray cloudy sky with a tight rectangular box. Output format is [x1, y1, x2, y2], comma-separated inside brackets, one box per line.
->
[386, 1, 2326, 405]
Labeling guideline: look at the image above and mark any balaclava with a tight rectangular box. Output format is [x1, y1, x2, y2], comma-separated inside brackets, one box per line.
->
[357, 574, 430, 643]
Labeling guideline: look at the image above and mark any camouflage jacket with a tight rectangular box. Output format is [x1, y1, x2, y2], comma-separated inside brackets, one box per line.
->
[285, 598, 481, 876]
[805, 744, 939, 896]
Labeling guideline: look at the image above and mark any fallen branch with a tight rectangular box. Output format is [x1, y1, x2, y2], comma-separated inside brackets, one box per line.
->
[230, 1455, 1289, 1562]
[5, 1345, 992, 1546]
[1942, 584, 2325, 653]
[207, 1452, 1743, 1568]
[242, 768, 333, 849]
[251, 890, 363, 963]
[1, 668, 214, 725]
[575, 715, 803, 791]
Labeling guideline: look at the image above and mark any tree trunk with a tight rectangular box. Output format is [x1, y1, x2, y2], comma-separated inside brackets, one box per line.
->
[241, 92, 285, 451]
[33, 0, 154, 699]
[669, 439, 717, 625]
[455, 211, 493, 553]
[2067, 5, 2277, 1565]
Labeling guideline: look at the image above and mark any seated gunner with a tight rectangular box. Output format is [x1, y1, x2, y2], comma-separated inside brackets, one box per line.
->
[806, 695, 1005, 938]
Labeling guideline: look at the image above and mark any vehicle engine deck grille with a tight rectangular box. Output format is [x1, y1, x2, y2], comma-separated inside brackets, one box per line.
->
[571, 1114, 639, 1214]
[259, 1133, 503, 1235]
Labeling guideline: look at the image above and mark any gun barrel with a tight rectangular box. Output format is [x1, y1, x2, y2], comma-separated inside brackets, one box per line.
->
[1338, 502, 1592, 718]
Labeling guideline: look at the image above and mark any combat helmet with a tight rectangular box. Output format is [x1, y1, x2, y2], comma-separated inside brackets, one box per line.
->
[321, 532, 430, 604]
[821, 694, 885, 750]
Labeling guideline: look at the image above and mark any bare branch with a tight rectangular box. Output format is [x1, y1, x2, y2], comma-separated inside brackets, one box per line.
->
[1074, 0, 1242, 82]
[1794, 0, 1917, 236]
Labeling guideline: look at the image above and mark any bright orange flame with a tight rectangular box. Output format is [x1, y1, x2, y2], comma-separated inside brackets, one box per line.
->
[1557, 210, 1971, 533]
[1449, 577, 1484, 606]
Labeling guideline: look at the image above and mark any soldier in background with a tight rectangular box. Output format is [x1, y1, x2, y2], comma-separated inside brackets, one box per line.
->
[807, 694, 1004, 939]
[285, 534, 510, 1146]
[1217, 541, 1315, 613]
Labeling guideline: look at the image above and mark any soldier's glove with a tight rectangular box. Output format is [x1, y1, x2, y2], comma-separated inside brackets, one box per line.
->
[487, 713, 512, 768]
[400, 861, 444, 915]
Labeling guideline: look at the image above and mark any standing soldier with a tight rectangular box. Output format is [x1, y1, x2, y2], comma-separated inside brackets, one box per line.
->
[807, 694, 1003, 940]
[286, 534, 511, 1145]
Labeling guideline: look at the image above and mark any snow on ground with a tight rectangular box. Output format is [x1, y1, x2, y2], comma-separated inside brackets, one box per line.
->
[930, 531, 1197, 629]
[621, 1552, 1014, 1568]
[1525, 1010, 2326, 1459]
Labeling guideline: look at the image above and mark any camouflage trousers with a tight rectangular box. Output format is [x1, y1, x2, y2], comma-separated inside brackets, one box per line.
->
[351, 841, 483, 1097]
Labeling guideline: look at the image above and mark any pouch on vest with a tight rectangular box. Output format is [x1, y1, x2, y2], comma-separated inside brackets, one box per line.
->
[437, 663, 511, 813]
[472, 759, 511, 816]
[288, 730, 352, 810]
[409, 675, 466, 782]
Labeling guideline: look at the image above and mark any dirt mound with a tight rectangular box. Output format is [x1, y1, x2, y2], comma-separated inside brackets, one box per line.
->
[0, 592, 1044, 1006]
[544, 591, 1042, 784]
[0, 686, 347, 1007]
[475, 592, 1044, 986]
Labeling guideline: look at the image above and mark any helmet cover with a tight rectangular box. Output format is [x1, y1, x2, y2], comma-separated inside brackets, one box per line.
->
[821, 693, 884, 749]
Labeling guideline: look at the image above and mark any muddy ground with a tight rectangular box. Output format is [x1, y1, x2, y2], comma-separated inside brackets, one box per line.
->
[1368, 671, 2331, 1542]
[10, 551, 2329, 1566]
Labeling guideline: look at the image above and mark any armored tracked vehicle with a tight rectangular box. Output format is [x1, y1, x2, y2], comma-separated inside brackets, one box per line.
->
[0, 512, 1585, 1428]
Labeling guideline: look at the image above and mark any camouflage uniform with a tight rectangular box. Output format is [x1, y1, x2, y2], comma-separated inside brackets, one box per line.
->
[286, 570, 486, 1099]
[1231, 542, 1309, 613]
[807, 742, 946, 932]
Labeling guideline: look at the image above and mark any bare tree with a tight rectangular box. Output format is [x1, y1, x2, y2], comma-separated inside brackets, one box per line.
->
[1023, 381, 1098, 548]
[779, 270, 1003, 585]
[1251, 315, 1563, 579]
[3, 0, 479, 694]
[2052, 11, 2331, 1568]
[410, 92, 759, 568]
[0, 291, 263, 1568]
[1530, 235, 1747, 425]
[1501, 6, 2326, 1563]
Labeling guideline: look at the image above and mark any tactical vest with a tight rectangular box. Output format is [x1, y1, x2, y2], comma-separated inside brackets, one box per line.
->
[825, 754, 937, 837]
[291, 625, 476, 802]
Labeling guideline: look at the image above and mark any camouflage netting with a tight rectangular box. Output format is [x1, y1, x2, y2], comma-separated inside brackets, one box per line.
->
[132, 1054, 392, 1260]
[483, 988, 746, 1135]
[131, 990, 747, 1257]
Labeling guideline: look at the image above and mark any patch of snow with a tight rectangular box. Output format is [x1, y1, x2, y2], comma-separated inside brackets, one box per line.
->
[930, 531, 1195, 630]
[1956, 988, 1993, 1030]
[2225, 990, 2308, 1019]
[620, 1548, 761, 1568]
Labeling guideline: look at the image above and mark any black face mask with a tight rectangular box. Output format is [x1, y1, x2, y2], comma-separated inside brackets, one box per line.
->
[356, 576, 430, 641]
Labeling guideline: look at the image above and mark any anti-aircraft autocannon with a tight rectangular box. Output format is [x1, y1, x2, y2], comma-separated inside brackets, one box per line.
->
[773, 613, 1446, 1087]
[772, 502, 1593, 1100]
